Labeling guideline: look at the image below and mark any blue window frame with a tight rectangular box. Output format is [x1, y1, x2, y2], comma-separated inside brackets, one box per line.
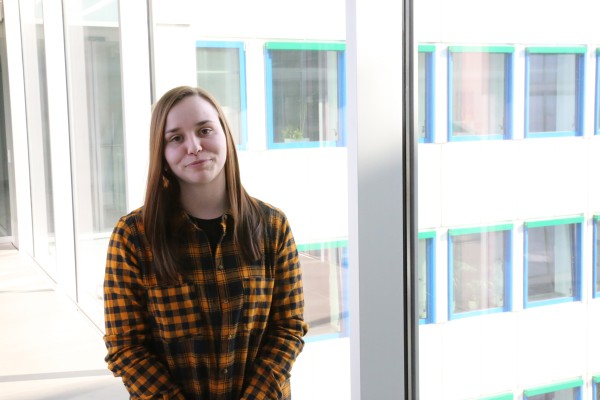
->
[524, 217, 583, 308]
[418, 45, 435, 143]
[594, 216, 600, 298]
[525, 46, 586, 138]
[523, 379, 582, 400]
[196, 41, 248, 148]
[265, 42, 346, 149]
[448, 224, 513, 320]
[596, 49, 600, 135]
[593, 376, 600, 399]
[418, 231, 436, 324]
[448, 46, 514, 141]
[298, 240, 349, 342]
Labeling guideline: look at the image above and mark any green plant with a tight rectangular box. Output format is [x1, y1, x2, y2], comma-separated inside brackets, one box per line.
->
[282, 126, 305, 140]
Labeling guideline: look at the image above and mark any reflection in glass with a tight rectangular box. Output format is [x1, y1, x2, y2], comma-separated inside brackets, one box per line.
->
[451, 52, 508, 138]
[64, 0, 125, 322]
[525, 387, 580, 400]
[528, 54, 579, 134]
[596, 218, 600, 295]
[418, 52, 427, 141]
[418, 235, 433, 322]
[0, 62, 8, 237]
[268, 44, 344, 145]
[20, 0, 56, 269]
[526, 223, 579, 303]
[450, 229, 508, 315]
[196, 44, 245, 146]
[300, 243, 348, 339]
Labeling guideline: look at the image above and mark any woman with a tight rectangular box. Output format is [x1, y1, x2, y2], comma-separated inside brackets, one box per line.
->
[103, 86, 308, 399]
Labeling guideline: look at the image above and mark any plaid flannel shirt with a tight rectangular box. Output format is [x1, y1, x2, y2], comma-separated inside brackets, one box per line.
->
[103, 200, 308, 399]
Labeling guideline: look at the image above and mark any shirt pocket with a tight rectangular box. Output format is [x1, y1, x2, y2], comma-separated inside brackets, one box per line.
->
[242, 277, 274, 332]
[147, 283, 203, 341]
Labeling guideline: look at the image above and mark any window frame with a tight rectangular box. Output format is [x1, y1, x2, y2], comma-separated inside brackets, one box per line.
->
[418, 230, 436, 324]
[596, 48, 600, 135]
[524, 46, 586, 139]
[523, 216, 583, 308]
[195, 40, 248, 149]
[523, 378, 583, 400]
[447, 45, 514, 142]
[264, 41, 346, 149]
[479, 394, 513, 400]
[447, 224, 513, 320]
[594, 215, 600, 298]
[593, 376, 600, 399]
[418, 44, 435, 143]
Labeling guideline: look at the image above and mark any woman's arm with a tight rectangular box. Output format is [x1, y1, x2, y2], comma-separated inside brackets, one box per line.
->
[241, 212, 309, 399]
[104, 217, 186, 399]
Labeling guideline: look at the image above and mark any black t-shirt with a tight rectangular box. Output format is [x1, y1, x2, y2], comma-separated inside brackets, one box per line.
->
[189, 215, 222, 256]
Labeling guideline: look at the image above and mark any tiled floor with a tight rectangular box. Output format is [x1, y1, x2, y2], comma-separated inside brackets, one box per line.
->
[0, 244, 129, 399]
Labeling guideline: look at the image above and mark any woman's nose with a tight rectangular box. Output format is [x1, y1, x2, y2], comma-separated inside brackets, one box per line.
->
[187, 136, 202, 154]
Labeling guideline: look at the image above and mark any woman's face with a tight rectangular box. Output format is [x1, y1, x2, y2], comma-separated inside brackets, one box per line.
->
[163, 95, 227, 192]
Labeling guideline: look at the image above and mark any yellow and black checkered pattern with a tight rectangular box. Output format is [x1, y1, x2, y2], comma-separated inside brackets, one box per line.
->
[103, 200, 308, 399]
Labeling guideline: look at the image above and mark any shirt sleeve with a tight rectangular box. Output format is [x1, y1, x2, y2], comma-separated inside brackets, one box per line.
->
[240, 212, 309, 399]
[103, 217, 186, 400]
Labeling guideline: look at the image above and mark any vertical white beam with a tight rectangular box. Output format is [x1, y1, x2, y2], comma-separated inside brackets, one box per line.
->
[119, 0, 152, 211]
[346, 0, 408, 398]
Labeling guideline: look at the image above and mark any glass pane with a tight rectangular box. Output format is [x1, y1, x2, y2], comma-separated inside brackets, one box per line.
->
[0, 62, 8, 237]
[450, 231, 506, 314]
[528, 54, 578, 134]
[418, 52, 427, 140]
[526, 387, 579, 400]
[452, 52, 507, 137]
[596, 219, 600, 295]
[418, 237, 430, 320]
[64, 0, 125, 322]
[526, 224, 577, 302]
[20, 0, 56, 271]
[301, 244, 348, 338]
[270, 49, 341, 144]
[196, 46, 243, 145]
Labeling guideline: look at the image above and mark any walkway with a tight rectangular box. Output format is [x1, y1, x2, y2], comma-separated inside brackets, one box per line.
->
[0, 244, 128, 399]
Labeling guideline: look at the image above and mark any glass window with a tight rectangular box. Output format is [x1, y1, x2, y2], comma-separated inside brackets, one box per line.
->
[596, 49, 600, 135]
[523, 379, 582, 400]
[448, 46, 513, 141]
[448, 225, 512, 319]
[299, 241, 348, 341]
[525, 47, 585, 138]
[524, 217, 582, 307]
[418, 231, 435, 323]
[594, 216, 600, 298]
[593, 377, 600, 400]
[64, 0, 126, 322]
[265, 42, 346, 149]
[0, 64, 8, 237]
[20, 0, 56, 272]
[418, 45, 435, 143]
[196, 41, 247, 147]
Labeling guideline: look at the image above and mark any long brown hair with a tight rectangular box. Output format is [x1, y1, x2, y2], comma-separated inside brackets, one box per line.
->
[143, 86, 264, 282]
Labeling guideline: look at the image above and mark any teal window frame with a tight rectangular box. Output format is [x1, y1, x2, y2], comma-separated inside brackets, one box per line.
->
[418, 231, 436, 324]
[418, 45, 435, 143]
[448, 224, 513, 320]
[523, 378, 582, 400]
[523, 216, 583, 308]
[265, 42, 346, 149]
[447, 45, 514, 142]
[479, 394, 513, 400]
[298, 239, 349, 342]
[196, 41, 248, 149]
[525, 46, 586, 138]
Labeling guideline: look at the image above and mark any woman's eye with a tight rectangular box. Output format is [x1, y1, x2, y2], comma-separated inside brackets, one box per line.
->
[167, 135, 182, 142]
[199, 128, 213, 135]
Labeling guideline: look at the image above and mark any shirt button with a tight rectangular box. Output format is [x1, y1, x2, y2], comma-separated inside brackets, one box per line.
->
[222, 368, 229, 375]
[229, 333, 235, 340]
[217, 265, 224, 271]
